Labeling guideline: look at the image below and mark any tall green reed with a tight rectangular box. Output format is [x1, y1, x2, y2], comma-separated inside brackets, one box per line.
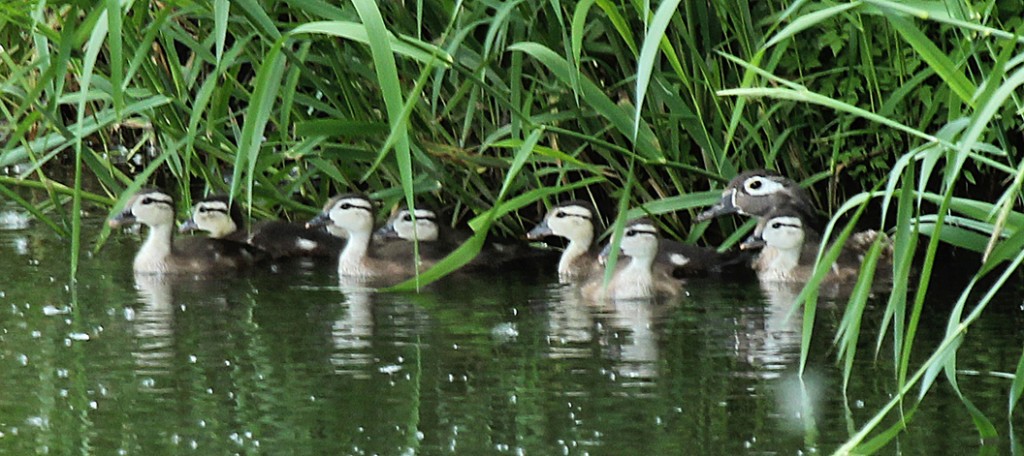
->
[2, 0, 1024, 450]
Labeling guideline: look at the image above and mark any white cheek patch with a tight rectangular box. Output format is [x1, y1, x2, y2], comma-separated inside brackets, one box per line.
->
[744, 177, 787, 196]
[669, 254, 690, 266]
[295, 239, 318, 251]
[763, 216, 804, 249]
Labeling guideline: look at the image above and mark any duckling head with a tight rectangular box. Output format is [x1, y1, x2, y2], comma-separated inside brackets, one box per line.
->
[600, 218, 660, 264]
[377, 207, 439, 242]
[179, 196, 240, 237]
[109, 189, 176, 229]
[758, 214, 806, 253]
[308, 194, 375, 237]
[526, 201, 596, 246]
[696, 170, 813, 222]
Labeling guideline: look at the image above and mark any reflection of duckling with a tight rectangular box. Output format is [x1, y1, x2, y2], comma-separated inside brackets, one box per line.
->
[742, 207, 892, 284]
[180, 196, 344, 259]
[582, 218, 684, 300]
[308, 194, 435, 278]
[696, 169, 820, 231]
[110, 189, 259, 274]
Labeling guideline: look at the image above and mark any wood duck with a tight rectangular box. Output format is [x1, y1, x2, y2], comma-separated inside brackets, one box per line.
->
[527, 201, 735, 280]
[307, 193, 435, 278]
[374, 206, 460, 262]
[377, 205, 542, 269]
[526, 201, 601, 279]
[582, 218, 683, 300]
[109, 189, 259, 274]
[180, 195, 344, 259]
[741, 206, 892, 285]
[696, 170, 820, 230]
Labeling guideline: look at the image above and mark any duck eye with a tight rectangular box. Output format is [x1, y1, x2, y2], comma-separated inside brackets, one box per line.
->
[747, 179, 763, 190]
[142, 197, 154, 205]
[771, 222, 782, 229]
[555, 211, 566, 218]
[402, 214, 413, 222]
[340, 203, 352, 210]
[625, 230, 636, 237]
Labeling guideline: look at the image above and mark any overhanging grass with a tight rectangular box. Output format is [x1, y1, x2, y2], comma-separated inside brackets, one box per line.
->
[2, 1, 1024, 452]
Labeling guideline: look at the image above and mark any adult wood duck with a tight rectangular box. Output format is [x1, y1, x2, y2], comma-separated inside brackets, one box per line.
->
[741, 205, 893, 285]
[696, 170, 821, 231]
[582, 218, 684, 300]
[307, 194, 435, 278]
[527, 200, 738, 280]
[180, 195, 344, 259]
[109, 189, 259, 274]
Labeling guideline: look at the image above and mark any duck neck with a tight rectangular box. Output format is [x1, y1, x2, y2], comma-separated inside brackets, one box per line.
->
[765, 245, 802, 279]
[621, 255, 654, 283]
[558, 231, 594, 276]
[136, 223, 173, 272]
[339, 229, 372, 276]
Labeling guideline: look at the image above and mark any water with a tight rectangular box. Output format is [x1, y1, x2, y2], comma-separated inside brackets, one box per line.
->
[1, 204, 1022, 454]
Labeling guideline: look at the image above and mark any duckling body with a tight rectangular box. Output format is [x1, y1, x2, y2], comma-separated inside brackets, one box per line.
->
[180, 196, 344, 259]
[110, 189, 258, 274]
[308, 194, 434, 278]
[743, 208, 892, 285]
[582, 219, 683, 300]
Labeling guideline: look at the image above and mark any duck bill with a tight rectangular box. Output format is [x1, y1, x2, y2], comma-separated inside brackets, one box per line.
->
[695, 190, 739, 222]
[525, 221, 553, 240]
[597, 242, 620, 266]
[739, 235, 766, 251]
[374, 224, 400, 240]
[306, 212, 331, 229]
[108, 209, 136, 228]
[179, 218, 200, 233]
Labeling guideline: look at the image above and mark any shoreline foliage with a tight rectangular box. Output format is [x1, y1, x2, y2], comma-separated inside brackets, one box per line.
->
[2, 1, 1024, 452]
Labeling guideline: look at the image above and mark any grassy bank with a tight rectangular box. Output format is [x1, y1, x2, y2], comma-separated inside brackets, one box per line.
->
[3, 0, 1024, 451]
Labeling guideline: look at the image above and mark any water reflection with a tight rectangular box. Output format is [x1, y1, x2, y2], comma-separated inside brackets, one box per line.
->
[732, 282, 804, 377]
[130, 274, 176, 380]
[594, 298, 661, 384]
[330, 277, 376, 378]
[543, 283, 663, 384]
[544, 283, 593, 359]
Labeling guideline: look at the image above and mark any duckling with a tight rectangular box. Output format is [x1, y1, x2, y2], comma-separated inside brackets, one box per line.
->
[109, 189, 259, 274]
[374, 206, 461, 261]
[696, 169, 820, 228]
[741, 206, 892, 285]
[307, 194, 435, 278]
[180, 195, 344, 259]
[527, 201, 732, 280]
[525, 201, 600, 279]
[582, 218, 683, 300]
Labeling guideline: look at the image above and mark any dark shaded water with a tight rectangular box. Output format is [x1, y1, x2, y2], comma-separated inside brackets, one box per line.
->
[2, 203, 1024, 454]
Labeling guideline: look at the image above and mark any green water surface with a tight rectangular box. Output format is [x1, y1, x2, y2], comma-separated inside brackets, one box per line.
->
[0, 204, 1022, 455]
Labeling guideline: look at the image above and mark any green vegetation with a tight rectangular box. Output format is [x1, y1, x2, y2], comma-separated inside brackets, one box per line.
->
[2, 0, 1024, 452]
